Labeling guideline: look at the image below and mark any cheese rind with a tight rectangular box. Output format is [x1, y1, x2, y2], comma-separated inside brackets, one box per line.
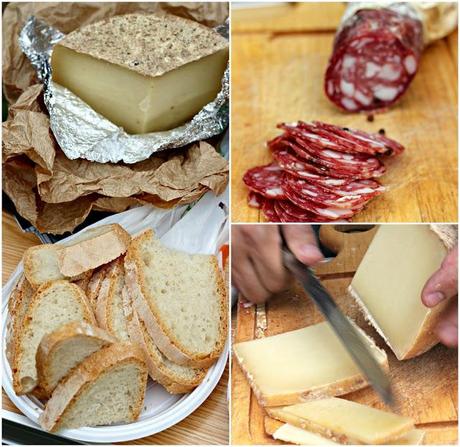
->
[51, 14, 228, 134]
[233, 321, 388, 407]
[268, 398, 415, 445]
[350, 225, 454, 360]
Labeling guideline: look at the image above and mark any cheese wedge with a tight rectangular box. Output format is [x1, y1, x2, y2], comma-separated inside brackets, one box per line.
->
[265, 418, 424, 445]
[233, 321, 388, 407]
[350, 224, 456, 360]
[268, 398, 415, 444]
[51, 13, 228, 134]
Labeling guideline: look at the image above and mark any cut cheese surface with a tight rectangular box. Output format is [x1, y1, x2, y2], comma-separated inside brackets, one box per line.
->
[51, 14, 228, 134]
[350, 225, 450, 360]
[273, 423, 338, 445]
[268, 398, 414, 444]
[233, 321, 387, 406]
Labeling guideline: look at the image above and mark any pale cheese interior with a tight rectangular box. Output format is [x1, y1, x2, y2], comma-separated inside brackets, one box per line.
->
[350, 225, 446, 359]
[270, 398, 414, 444]
[51, 45, 228, 134]
[233, 321, 386, 401]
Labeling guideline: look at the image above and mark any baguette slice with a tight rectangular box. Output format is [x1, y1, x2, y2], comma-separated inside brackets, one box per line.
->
[6, 275, 34, 364]
[39, 342, 147, 432]
[95, 259, 130, 341]
[36, 322, 117, 398]
[124, 229, 227, 368]
[86, 262, 114, 310]
[58, 224, 130, 277]
[267, 398, 415, 445]
[12, 280, 95, 395]
[123, 286, 207, 393]
[23, 224, 130, 288]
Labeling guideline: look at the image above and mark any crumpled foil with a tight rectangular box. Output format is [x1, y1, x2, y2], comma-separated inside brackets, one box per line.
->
[340, 2, 458, 46]
[19, 15, 229, 164]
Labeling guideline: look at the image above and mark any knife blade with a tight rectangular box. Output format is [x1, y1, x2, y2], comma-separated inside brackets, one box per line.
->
[279, 227, 394, 407]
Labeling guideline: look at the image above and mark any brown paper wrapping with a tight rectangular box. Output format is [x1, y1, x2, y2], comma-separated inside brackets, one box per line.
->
[2, 2, 229, 234]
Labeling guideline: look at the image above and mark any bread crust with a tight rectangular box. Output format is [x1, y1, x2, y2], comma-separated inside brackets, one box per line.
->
[124, 229, 227, 368]
[57, 224, 131, 277]
[39, 342, 147, 432]
[12, 280, 96, 395]
[122, 286, 206, 393]
[36, 321, 116, 398]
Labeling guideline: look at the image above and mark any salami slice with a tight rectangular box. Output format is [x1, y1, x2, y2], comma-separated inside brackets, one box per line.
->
[261, 198, 281, 222]
[282, 173, 372, 209]
[276, 200, 336, 223]
[325, 7, 423, 112]
[243, 164, 286, 199]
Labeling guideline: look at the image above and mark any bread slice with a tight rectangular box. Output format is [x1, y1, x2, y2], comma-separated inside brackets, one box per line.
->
[123, 286, 207, 393]
[86, 262, 114, 310]
[23, 224, 130, 288]
[6, 275, 34, 364]
[39, 342, 147, 432]
[57, 224, 131, 277]
[36, 322, 117, 398]
[12, 280, 95, 395]
[124, 229, 227, 368]
[95, 259, 130, 341]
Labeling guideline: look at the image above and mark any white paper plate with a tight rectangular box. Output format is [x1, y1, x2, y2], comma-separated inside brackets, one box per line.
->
[2, 190, 229, 443]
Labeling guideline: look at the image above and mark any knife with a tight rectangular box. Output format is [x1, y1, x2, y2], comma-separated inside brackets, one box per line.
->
[279, 226, 394, 407]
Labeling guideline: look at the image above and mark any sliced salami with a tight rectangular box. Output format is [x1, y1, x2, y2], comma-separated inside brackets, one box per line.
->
[325, 7, 423, 112]
[243, 120, 403, 222]
[243, 164, 286, 199]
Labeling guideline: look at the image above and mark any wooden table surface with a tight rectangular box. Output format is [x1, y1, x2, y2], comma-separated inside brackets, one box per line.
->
[2, 212, 229, 445]
[231, 2, 458, 223]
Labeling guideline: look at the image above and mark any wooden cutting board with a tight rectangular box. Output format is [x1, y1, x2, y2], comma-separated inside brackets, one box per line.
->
[231, 3, 458, 223]
[231, 225, 458, 445]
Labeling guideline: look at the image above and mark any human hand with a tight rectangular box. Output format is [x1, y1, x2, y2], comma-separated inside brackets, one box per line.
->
[421, 245, 458, 347]
[232, 224, 323, 304]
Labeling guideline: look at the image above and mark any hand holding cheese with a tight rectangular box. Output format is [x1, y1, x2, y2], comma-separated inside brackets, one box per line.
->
[422, 245, 458, 347]
[232, 224, 323, 303]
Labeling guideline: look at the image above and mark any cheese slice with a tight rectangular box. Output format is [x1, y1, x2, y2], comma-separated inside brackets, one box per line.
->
[233, 321, 388, 407]
[350, 224, 456, 360]
[51, 13, 228, 134]
[267, 420, 424, 445]
[268, 398, 415, 444]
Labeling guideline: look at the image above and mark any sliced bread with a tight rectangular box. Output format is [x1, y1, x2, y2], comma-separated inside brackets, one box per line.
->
[39, 342, 147, 432]
[123, 286, 207, 393]
[6, 275, 34, 364]
[95, 259, 130, 341]
[57, 224, 131, 277]
[12, 280, 95, 395]
[86, 262, 114, 310]
[23, 224, 130, 288]
[36, 322, 117, 398]
[124, 229, 227, 368]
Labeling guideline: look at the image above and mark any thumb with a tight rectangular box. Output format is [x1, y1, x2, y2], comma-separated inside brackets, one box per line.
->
[283, 225, 324, 266]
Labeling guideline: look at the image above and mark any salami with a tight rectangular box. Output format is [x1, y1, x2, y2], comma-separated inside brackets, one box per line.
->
[243, 120, 404, 222]
[325, 6, 423, 112]
[242, 164, 286, 199]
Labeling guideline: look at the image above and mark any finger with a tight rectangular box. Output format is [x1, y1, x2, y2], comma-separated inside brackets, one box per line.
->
[283, 224, 324, 265]
[437, 300, 458, 348]
[422, 246, 458, 307]
[232, 252, 272, 304]
[243, 225, 290, 294]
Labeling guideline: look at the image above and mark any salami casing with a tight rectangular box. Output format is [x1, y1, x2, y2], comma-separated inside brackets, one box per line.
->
[325, 7, 423, 112]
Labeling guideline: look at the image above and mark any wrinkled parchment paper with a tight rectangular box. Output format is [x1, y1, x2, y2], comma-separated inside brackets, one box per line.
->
[2, 3, 229, 234]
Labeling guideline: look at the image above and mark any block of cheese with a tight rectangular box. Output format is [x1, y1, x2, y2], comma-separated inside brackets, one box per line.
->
[349, 224, 457, 360]
[268, 398, 415, 444]
[233, 320, 388, 407]
[51, 14, 228, 134]
[264, 417, 424, 445]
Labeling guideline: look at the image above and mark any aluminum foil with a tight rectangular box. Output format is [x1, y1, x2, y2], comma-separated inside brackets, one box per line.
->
[19, 16, 229, 164]
[341, 2, 458, 46]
